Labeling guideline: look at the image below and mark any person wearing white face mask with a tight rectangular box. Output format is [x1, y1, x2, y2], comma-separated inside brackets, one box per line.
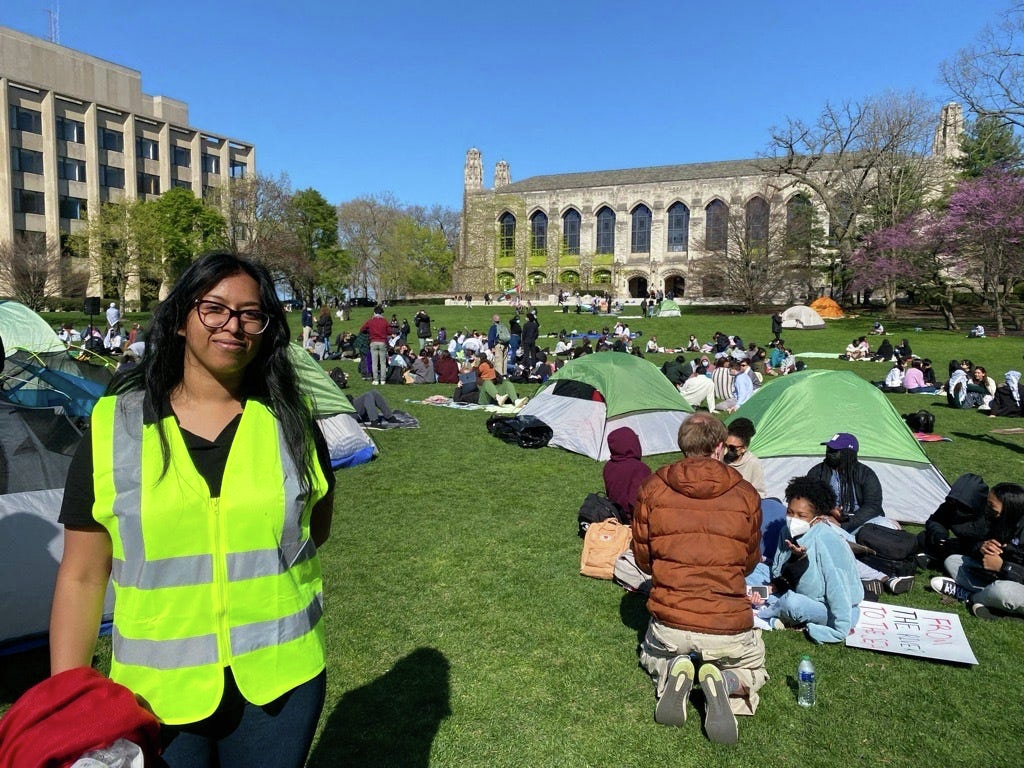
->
[756, 476, 864, 643]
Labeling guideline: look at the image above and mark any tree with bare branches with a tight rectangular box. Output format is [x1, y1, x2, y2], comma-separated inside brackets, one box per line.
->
[0, 234, 64, 311]
[942, 4, 1024, 129]
[762, 91, 943, 302]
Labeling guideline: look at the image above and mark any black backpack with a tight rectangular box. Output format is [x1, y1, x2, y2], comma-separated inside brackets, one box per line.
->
[328, 368, 348, 389]
[576, 493, 627, 537]
[855, 525, 920, 577]
[903, 409, 935, 433]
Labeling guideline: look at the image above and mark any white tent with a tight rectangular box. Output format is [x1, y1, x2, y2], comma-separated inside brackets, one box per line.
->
[781, 305, 826, 330]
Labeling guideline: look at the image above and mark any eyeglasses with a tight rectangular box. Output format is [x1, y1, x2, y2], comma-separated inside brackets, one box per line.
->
[193, 299, 270, 335]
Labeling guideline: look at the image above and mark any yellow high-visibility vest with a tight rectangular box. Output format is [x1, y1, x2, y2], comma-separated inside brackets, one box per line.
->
[91, 392, 328, 724]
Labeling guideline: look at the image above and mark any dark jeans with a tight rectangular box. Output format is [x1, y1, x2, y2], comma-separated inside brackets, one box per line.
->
[160, 668, 326, 768]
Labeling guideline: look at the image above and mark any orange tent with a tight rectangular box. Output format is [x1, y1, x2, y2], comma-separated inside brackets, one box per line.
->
[809, 296, 844, 319]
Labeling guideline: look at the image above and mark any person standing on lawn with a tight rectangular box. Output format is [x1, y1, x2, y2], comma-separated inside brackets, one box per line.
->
[631, 413, 766, 744]
[360, 305, 391, 385]
[49, 252, 335, 764]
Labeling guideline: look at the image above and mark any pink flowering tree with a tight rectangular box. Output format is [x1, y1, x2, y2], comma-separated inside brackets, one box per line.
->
[851, 211, 965, 328]
[941, 170, 1024, 334]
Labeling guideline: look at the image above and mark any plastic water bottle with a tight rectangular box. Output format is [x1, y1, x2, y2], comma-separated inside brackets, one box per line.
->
[797, 655, 816, 707]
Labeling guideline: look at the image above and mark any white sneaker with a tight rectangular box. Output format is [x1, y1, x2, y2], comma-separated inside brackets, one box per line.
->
[514, 397, 529, 408]
[930, 576, 970, 601]
[495, 395, 509, 405]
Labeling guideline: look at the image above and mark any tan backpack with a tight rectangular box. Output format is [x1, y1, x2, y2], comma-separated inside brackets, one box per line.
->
[580, 518, 632, 579]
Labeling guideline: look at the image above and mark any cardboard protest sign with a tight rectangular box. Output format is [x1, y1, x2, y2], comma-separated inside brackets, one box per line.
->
[846, 601, 978, 665]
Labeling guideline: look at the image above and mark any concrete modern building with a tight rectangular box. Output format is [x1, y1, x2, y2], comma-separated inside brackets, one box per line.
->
[0, 25, 255, 302]
[455, 104, 964, 303]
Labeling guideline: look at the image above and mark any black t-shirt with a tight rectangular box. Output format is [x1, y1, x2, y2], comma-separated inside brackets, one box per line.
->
[59, 399, 335, 529]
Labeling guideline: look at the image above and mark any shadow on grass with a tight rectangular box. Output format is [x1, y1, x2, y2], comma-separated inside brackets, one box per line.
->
[951, 431, 1024, 456]
[618, 590, 650, 643]
[308, 647, 450, 768]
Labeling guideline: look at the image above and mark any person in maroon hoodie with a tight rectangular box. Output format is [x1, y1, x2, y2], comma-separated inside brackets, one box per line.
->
[603, 427, 651, 522]
[360, 305, 391, 385]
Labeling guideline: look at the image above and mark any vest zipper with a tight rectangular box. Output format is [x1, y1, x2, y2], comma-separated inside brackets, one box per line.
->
[211, 496, 231, 663]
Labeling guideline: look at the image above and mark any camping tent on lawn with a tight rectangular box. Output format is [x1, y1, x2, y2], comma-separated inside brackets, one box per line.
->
[517, 352, 692, 460]
[727, 369, 949, 523]
[809, 296, 845, 319]
[656, 299, 681, 317]
[288, 344, 377, 468]
[781, 305, 825, 330]
[0, 300, 67, 355]
[0, 406, 113, 653]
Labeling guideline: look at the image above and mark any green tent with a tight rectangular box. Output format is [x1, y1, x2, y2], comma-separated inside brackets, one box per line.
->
[518, 351, 692, 460]
[656, 299, 681, 317]
[287, 343, 354, 416]
[728, 369, 949, 522]
[0, 301, 66, 356]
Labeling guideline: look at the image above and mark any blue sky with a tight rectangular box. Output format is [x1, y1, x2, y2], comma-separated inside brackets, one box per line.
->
[1, 0, 1011, 212]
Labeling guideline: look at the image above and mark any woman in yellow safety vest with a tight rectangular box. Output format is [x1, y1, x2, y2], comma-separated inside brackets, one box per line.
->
[50, 252, 335, 765]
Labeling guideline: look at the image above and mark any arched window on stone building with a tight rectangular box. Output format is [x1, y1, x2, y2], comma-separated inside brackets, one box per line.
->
[829, 192, 853, 248]
[786, 194, 814, 255]
[631, 204, 651, 253]
[559, 270, 580, 284]
[497, 272, 516, 291]
[527, 271, 546, 288]
[705, 200, 728, 251]
[702, 274, 724, 298]
[499, 212, 516, 258]
[745, 196, 769, 252]
[592, 268, 612, 284]
[530, 211, 548, 254]
[596, 207, 615, 254]
[667, 202, 689, 252]
[562, 209, 581, 255]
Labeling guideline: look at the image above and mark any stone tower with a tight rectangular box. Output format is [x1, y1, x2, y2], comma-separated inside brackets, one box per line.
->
[494, 160, 511, 189]
[464, 148, 483, 192]
[933, 102, 965, 159]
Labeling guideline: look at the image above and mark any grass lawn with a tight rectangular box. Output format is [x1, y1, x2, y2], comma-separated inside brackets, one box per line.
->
[5, 301, 1024, 767]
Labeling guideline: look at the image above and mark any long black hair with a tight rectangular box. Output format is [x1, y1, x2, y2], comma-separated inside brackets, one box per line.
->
[831, 448, 861, 514]
[108, 251, 317, 492]
[991, 482, 1024, 542]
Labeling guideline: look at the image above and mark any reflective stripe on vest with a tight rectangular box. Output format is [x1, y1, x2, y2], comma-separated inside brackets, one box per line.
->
[92, 392, 328, 724]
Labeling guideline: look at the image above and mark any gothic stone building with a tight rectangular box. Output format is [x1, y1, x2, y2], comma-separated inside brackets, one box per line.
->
[455, 103, 963, 302]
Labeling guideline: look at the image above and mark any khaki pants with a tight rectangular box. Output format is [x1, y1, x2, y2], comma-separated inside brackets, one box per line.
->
[639, 618, 768, 716]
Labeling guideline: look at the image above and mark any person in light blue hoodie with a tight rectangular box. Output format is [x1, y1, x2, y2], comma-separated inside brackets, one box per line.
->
[758, 476, 864, 643]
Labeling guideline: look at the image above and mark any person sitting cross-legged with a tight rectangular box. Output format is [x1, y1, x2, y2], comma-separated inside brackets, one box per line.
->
[755, 476, 863, 643]
[932, 482, 1024, 620]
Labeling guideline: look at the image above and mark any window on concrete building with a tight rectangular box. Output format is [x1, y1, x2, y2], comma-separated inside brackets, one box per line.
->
[101, 128, 124, 152]
[498, 212, 516, 257]
[9, 106, 42, 134]
[59, 195, 87, 219]
[631, 204, 651, 253]
[562, 209, 581, 255]
[705, 200, 728, 251]
[229, 160, 247, 179]
[137, 172, 160, 196]
[56, 116, 86, 143]
[11, 148, 44, 174]
[172, 146, 191, 167]
[172, 178, 193, 189]
[596, 207, 615, 254]
[136, 137, 159, 161]
[745, 196, 769, 252]
[100, 165, 125, 189]
[13, 189, 45, 215]
[58, 156, 87, 183]
[202, 154, 221, 174]
[667, 202, 689, 252]
[530, 211, 548, 253]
